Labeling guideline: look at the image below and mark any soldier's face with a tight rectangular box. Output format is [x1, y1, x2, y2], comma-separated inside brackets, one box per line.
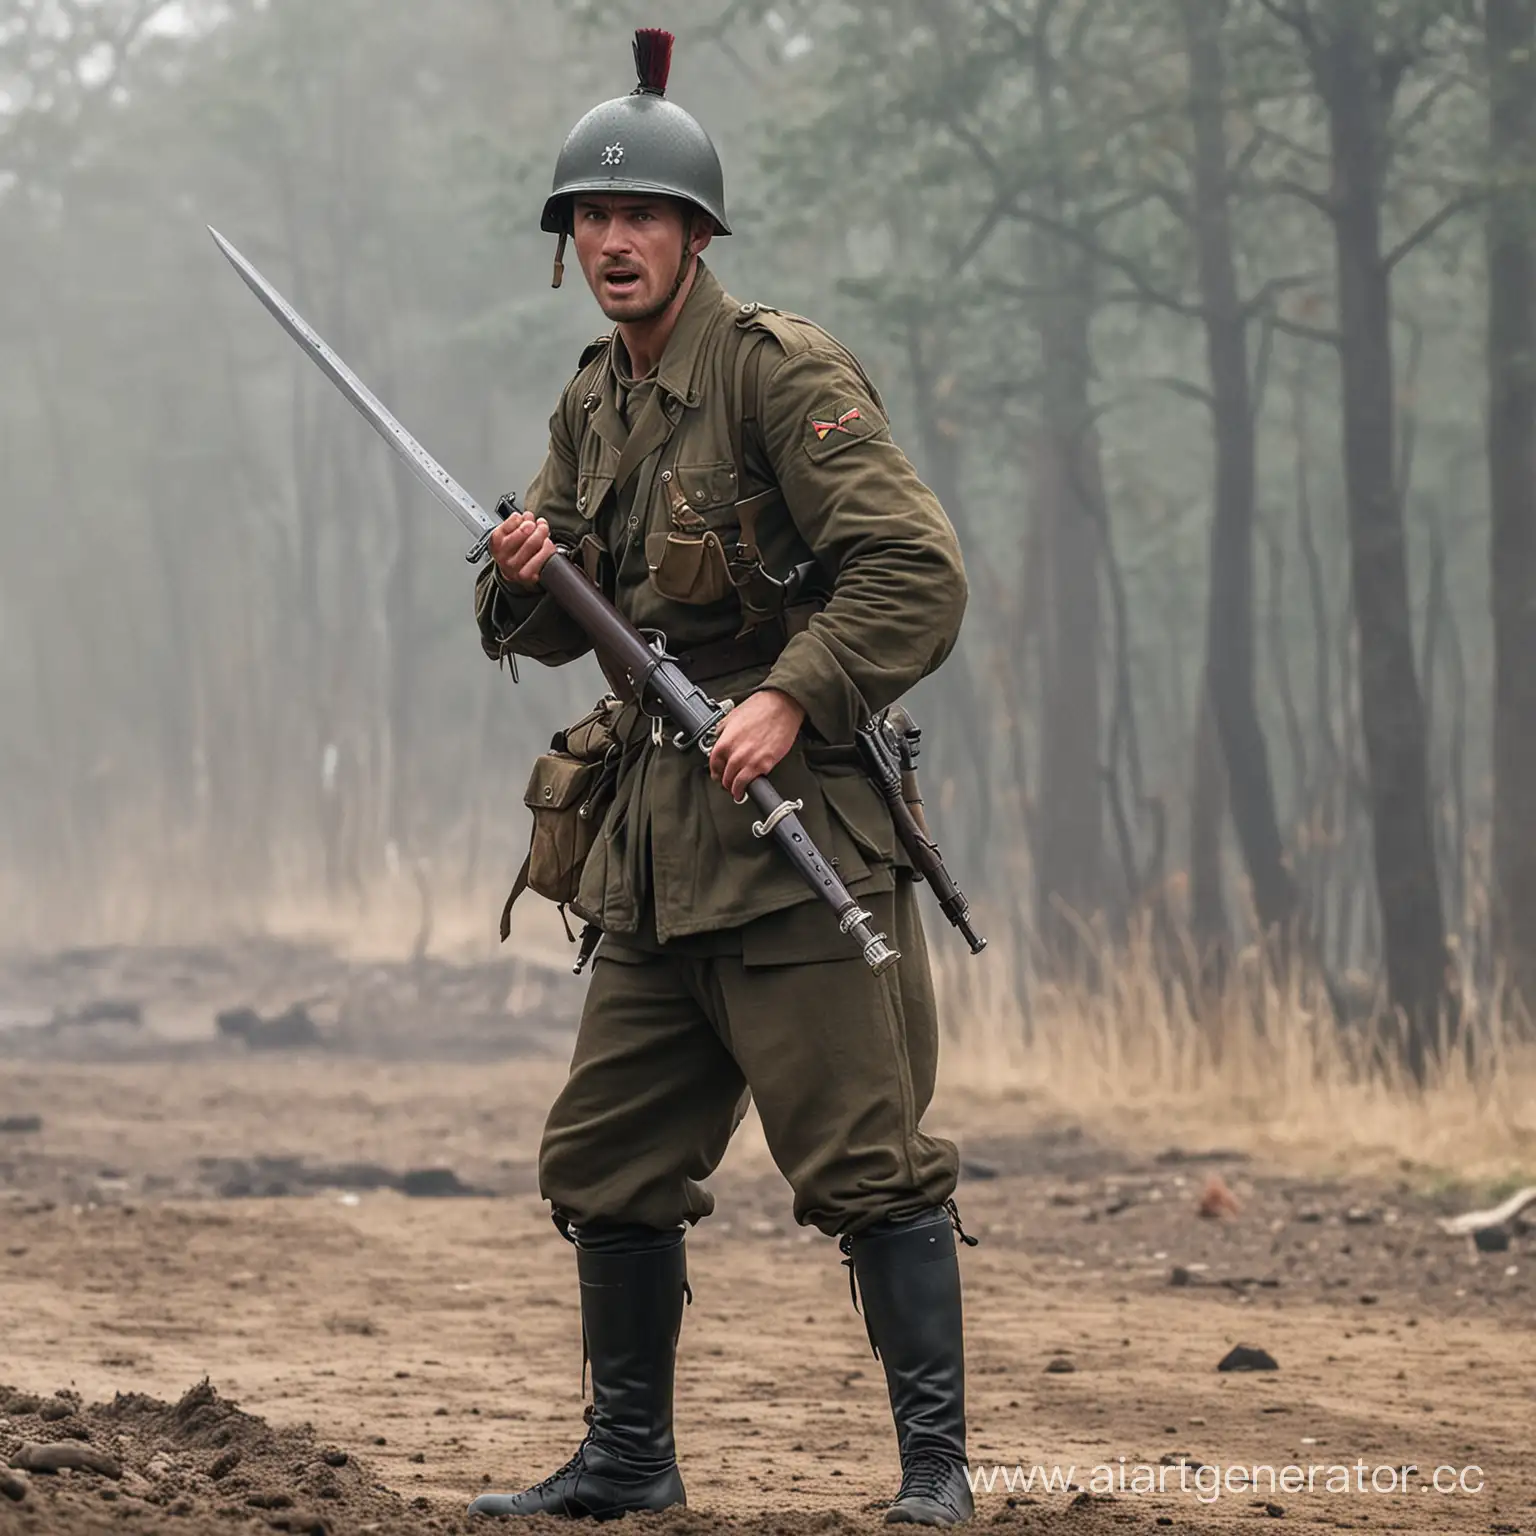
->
[572, 195, 711, 322]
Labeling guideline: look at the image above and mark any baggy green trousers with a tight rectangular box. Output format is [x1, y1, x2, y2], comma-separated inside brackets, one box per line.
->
[538, 875, 960, 1237]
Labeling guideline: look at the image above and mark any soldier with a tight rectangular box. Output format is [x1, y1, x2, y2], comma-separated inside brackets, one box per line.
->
[470, 28, 974, 1528]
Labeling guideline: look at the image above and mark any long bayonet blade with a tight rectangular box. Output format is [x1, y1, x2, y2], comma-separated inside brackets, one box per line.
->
[209, 226, 499, 556]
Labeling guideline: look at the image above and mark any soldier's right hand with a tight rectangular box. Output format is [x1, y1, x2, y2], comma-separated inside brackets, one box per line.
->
[490, 509, 556, 590]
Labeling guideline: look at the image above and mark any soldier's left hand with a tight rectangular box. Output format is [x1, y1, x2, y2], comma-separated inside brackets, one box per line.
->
[708, 689, 806, 800]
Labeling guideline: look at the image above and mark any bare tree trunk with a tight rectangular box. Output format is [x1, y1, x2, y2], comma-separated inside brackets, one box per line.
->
[1318, 12, 1453, 1077]
[1031, 262, 1106, 956]
[1190, 680, 1229, 959]
[1486, 0, 1536, 1014]
[903, 315, 995, 886]
[1181, 0, 1300, 944]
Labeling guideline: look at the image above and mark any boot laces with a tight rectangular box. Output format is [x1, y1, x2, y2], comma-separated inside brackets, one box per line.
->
[522, 1407, 598, 1495]
[897, 1449, 964, 1508]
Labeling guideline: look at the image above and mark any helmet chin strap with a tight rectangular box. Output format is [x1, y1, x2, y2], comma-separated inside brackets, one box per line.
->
[660, 228, 696, 309]
[551, 229, 568, 290]
[618, 222, 697, 324]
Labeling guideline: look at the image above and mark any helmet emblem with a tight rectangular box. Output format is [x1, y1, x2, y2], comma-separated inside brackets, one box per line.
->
[600, 142, 625, 166]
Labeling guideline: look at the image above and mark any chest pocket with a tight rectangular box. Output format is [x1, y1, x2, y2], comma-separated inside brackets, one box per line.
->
[576, 445, 616, 524]
[646, 459, 742, 607]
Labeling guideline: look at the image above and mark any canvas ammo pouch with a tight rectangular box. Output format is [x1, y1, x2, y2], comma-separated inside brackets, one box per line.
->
[647, 474, 789, 628]
[499, 695, 627, 941]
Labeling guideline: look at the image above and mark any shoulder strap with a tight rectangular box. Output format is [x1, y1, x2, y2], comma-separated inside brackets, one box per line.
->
[726, 315, 771, 493]
[578, 333, 612, 370]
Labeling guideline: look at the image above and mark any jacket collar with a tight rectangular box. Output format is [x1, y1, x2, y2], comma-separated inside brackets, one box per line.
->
[652, 260, 728, 407]
[588, 260, 729, 455]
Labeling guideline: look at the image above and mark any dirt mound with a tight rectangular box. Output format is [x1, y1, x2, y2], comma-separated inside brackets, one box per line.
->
[0, 1381, 442, 1535]
[0, 1378, 1130, 1535]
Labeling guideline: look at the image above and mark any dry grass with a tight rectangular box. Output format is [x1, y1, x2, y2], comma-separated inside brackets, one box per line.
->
[7, 855, 1534, 1192]
[932, 923, 1536, 1190]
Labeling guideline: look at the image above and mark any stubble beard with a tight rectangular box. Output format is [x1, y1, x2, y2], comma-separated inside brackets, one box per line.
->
[597, 245, 694, 325]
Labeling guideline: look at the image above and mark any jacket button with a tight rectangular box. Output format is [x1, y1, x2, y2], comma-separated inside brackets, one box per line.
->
[739, 301, 759, 316]
[577, 494, 587, 510]
[660, 469, 672, 482]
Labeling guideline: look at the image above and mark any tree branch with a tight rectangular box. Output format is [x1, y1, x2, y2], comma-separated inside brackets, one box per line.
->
[946, 192, 1012, 278]
[1240, 270, 1325, 321]
[1002, 203, 1200, 316]
[1382, 191, 1482, 270]
[1254, 0, 1317, 47]
[1253, 175, 1337, 218]
[1268, 313, 1343, 348]
[1148, 374, 1217, 408]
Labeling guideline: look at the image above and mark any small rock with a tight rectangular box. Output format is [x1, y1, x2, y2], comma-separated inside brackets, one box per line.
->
[1359, 1293, 1378, 1305]
[398, 1167, 480, 1198]
[960, 1158, 999, 1181]
[320, 1450, 348, 1468]
[0, 1115, 42, 1134]
[1217, 1344, 1279, 1372]
[1474, 1226, 1512, 1253]
[1344, 1206, 1378, 1226]
[38, 1400, 72, 1423]
[0, 1471, 27, 1502]
[217, 1004, 320, 1051]
[51, 999, 142, 1029]
[1198, 1175, 1241, 1219]
[209, 1448, 242, 1480]
[1264, 1502, 1285, 1517]
[245, 1491, 294, 1509]
[9, 1442, 121, 1479]
[1156, 1146, 1250, 1166]
[1169, 1266, 1194, 1287]
[1044, 1356, 1076, 1374]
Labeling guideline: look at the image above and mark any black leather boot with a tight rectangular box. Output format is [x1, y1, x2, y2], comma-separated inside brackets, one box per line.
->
[847, 1206, 974, 1526]
[468, 1224, 687, 1519]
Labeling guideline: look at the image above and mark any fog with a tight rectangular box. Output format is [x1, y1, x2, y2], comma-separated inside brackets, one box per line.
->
[4, 0, 1533, 1071]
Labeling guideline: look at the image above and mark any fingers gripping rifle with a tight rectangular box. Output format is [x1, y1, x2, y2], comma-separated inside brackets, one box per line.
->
[501, 499, 900, 977]
[856, 705, 987, 954]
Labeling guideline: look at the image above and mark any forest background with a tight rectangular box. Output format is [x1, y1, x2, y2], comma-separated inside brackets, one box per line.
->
[4, 0, 1535, 1096]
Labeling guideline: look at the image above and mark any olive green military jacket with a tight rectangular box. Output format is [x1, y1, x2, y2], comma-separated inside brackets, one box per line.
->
[476, 262, 966, 958]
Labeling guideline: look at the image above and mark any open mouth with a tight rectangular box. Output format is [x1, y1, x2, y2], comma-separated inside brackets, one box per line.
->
[604, 270, 641, 295]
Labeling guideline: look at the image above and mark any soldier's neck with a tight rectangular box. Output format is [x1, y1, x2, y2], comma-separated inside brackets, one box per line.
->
[616, 259, 700, 377]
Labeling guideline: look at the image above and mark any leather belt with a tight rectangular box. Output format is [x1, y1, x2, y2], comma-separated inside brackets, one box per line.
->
[673, 621, 787, 684]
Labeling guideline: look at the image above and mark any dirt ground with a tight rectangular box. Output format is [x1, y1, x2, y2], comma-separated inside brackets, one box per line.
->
[1, 942, 1532, 1535]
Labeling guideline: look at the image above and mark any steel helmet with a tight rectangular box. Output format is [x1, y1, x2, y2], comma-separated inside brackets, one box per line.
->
[542, 28, 730, 288]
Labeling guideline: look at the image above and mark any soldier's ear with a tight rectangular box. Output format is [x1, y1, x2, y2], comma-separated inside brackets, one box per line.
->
[689, 219, 714, 258]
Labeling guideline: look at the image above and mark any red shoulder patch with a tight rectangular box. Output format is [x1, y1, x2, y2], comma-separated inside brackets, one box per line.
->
[809, 406, 862, 441]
